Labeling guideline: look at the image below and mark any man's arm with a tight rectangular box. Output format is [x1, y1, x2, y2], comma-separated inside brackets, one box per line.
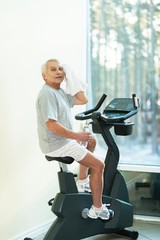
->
[74, 91, 88, 105]
[46, 119, 91, 142]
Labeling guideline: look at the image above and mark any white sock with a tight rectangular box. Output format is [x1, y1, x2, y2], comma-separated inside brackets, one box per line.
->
[77, 177, 89, 184]
[92, 205, 103, 212]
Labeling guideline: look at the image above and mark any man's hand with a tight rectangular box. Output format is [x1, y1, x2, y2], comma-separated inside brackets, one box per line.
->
[76, 131, 92, 143]
[46, 119, 91, 142]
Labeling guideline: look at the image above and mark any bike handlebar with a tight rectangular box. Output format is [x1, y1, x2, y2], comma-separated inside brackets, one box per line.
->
[75, 93, 107, 120]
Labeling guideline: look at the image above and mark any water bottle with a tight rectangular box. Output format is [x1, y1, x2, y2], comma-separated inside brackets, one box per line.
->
[80, 124, 90, 148]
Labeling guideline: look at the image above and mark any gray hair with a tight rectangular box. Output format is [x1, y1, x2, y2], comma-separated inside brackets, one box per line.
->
[41, 58, 59, 73]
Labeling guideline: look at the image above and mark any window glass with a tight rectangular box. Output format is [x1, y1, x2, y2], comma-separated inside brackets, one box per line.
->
[120, 171, 160, 217]
[88, 0, 160, 166]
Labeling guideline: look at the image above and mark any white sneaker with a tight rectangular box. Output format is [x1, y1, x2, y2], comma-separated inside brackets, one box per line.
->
[87, 204, 110, 220]
[77, 179, 91, 193]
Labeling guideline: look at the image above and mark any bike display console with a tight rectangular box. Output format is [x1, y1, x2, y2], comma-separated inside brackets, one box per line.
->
[103, 97, 138, 121]
[91, 95, 139, 136]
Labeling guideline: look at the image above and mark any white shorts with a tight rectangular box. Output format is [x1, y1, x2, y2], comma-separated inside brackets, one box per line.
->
[46, 140, 88, 162]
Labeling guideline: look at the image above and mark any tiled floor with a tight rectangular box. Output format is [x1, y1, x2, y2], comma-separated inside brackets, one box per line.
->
[35, 219, 160, 240]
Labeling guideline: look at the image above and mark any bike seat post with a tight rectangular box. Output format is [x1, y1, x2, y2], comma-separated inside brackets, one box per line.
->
[58, 163, 78, 193]
[59, 162, 68, 172]
[45, 155, 78, 193]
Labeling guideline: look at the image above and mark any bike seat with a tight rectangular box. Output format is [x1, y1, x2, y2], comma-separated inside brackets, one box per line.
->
[45, 156, 74, 164]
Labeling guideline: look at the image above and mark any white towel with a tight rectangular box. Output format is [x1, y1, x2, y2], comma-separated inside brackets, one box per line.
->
[61, 64, 88, 96]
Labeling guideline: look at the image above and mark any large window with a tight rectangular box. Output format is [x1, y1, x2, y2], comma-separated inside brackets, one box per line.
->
[87, 0, 160, 219]
[87, 0, 160, 166]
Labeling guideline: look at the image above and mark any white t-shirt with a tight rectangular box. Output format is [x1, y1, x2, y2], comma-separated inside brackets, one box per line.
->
[36, 84, 76, 153]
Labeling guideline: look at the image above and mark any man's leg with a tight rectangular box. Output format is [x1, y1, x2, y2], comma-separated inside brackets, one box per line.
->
[77, 136, 96, 192]
[79, 152, 110, 220]
[79, 151, 104, 208]
[78, 136, 96, 180]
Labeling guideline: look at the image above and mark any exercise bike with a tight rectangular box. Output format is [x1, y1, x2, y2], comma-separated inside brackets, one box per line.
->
[25, 93, 139, 240]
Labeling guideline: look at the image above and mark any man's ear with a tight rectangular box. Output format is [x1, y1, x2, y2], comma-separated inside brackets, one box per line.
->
[42, 73, 46, 81]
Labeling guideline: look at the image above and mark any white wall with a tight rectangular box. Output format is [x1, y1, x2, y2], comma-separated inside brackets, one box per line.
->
[0, 1, 87, 239]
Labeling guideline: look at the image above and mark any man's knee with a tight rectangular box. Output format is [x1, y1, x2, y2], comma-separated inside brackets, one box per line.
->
[91, 135, 97, 147]
[97, 159, 105, 171]
[91, 158, 104, 172]
[87, 135, 97, 150]
[80, 153, 104, 171]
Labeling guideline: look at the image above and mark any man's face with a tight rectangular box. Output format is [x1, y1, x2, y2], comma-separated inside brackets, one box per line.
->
[43, 60, 65, 87]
